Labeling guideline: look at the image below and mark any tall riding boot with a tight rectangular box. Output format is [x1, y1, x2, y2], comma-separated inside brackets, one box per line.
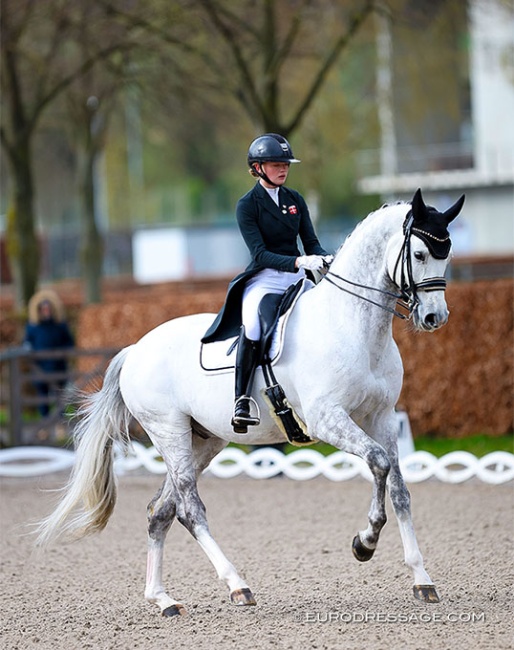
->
[231, 329, 261, 433]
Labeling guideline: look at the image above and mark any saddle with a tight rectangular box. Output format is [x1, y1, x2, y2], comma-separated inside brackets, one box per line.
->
[199, 278, 312, 373]
[199, 278, 316, 447]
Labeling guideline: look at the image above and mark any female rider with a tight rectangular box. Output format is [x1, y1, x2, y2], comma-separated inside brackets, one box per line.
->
[202, 134, 332, 432]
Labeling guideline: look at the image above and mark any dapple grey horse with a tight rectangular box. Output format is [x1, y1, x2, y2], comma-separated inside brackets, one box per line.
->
[36, 189, 464, 617]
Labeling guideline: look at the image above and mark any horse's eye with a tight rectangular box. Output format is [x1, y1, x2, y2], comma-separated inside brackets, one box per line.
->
[414, 251, 425, 261]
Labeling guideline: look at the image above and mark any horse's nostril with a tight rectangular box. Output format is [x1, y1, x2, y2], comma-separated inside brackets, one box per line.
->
[424, 313, 437, 327]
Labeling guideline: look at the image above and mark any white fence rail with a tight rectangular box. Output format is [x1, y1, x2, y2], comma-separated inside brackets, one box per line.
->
[0, 443, 513, 484]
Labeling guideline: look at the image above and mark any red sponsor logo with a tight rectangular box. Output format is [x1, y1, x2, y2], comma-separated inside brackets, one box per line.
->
[288, 205, 298, 215]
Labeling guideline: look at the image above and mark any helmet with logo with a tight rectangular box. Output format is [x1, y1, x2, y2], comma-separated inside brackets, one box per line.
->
[247, 133, 301, 167]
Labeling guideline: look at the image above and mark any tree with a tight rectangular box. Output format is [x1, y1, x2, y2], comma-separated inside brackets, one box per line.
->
[0, 0, 133, 308]
[64, 3, 138, 303]
[104, 0, 377, 138]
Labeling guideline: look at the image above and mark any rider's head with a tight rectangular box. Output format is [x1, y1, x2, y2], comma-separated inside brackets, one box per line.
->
[247, 134, 300, 187]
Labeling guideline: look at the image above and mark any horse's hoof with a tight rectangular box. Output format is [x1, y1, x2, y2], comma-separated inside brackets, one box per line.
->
[230, 587, 257, 606]
[413, 584, 440, 603]
[352, 534, 375, 562]
[162, 603, 188, 617]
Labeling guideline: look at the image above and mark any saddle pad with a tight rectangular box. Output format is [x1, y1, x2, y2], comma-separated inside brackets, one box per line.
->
[200, 279, 313, 374]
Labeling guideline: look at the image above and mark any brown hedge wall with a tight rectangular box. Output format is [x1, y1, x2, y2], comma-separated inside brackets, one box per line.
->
[393, 279, 513, 438]
[76, 278, 513, 439]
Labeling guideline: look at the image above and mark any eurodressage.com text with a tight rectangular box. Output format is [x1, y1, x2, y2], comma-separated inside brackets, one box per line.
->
[294, 611, 485, 624]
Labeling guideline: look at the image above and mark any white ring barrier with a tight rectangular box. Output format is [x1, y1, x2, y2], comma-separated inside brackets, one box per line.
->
[0, 446, 75, 477]
[0, 443, 513, 484]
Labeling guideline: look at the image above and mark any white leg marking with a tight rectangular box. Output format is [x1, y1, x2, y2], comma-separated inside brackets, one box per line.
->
[195, 527, 250, 593]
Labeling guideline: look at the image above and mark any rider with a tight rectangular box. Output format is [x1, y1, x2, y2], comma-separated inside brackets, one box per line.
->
[202, 133, 332, 433]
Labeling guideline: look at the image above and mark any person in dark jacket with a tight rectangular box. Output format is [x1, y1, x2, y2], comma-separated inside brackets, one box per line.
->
[202, 133, 332, 433]
[24, 290, 75, 417]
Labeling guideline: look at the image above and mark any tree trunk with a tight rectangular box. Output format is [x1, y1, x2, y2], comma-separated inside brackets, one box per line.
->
[80, 147, 103, 304]
[5, 138, 39, 309]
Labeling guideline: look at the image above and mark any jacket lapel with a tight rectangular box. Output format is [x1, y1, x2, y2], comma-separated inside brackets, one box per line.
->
[253, 183, 299, 231]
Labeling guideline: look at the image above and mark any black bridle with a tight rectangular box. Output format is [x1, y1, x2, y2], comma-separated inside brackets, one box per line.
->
[323, 212, 448, 320]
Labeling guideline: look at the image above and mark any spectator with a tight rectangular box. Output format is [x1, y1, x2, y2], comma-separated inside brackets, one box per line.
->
[24, 290, 75, 417]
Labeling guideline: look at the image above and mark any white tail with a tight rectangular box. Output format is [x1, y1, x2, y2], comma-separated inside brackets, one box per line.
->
[35, 347, 133, 546]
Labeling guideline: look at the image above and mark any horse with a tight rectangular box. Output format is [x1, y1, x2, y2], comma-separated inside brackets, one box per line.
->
[35, 188, 464, 617]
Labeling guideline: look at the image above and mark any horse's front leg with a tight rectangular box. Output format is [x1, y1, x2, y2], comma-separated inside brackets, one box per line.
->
[313, 406, 391, 560]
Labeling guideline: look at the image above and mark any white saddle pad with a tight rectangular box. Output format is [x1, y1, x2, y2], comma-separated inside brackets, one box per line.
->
[200, 279, 313, 374]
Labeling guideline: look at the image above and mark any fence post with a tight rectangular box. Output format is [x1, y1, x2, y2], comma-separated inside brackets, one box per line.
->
[8, 353, 24, 446]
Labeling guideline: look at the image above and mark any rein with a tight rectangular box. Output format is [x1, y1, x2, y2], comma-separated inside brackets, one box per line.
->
[323, 272, 411, 319]
[323, 211, 447, 320]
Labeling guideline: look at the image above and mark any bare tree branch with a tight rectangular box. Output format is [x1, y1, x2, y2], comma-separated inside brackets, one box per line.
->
[284, 0, 376, 134]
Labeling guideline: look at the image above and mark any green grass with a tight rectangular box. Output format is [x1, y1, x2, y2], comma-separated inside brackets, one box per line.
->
[412, 433, 513, 457]
[230, 433, 514, 458]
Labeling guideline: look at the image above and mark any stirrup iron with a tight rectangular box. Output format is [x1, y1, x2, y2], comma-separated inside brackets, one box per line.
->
[231, 396, 261, 433]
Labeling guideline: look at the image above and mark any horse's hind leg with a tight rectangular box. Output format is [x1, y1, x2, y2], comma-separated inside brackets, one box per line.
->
[145, 432, 255, 616]
[145, 474, 186, 617]
[172, 433, 257, 607]
[374, 418, 439, 603]
[387, 461, 439, 602]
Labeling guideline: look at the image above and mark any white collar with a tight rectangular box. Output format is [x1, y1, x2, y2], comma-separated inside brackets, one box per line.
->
[264, 186, 280, 205]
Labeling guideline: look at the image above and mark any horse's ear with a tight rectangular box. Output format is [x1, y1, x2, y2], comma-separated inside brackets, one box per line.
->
[444, 194, 465, 224]
[411, 188, 427, 222]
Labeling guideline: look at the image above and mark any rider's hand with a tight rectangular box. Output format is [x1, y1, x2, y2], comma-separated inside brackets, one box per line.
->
[296, 255, 325, 272]
[322, 255, 334, 267]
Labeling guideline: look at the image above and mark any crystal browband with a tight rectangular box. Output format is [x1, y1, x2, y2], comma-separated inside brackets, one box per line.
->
[412, 227, 450, 243]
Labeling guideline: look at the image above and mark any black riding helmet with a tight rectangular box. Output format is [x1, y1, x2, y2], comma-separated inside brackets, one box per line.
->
[247, 134, 300, 186]
[247, 133, 300, 166]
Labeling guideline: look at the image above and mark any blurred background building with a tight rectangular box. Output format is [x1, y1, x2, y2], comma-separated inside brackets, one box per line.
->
[358, 0, 514, 258]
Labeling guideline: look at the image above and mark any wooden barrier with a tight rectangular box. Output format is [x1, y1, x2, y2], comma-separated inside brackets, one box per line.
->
[0, 348, 120, 446]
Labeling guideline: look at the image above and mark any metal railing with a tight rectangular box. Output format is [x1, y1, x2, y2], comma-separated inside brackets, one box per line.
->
[0, 347, 121, 447]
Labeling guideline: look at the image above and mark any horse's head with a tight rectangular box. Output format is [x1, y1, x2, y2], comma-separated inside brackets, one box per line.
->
[387, 189, 465, 332]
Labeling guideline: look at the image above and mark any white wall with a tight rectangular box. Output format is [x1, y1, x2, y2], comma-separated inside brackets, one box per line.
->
[470, 0, 514, 176]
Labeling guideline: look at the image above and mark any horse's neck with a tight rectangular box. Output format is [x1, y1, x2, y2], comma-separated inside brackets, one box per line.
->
[336, 207, 404, 285]
[306, 205, 406, 342]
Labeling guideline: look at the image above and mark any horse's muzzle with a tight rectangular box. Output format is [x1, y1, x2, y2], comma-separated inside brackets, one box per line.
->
[413, 307, 449, 332]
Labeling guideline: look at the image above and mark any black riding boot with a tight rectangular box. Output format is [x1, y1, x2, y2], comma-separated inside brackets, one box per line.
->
[231, 329, 261, 433]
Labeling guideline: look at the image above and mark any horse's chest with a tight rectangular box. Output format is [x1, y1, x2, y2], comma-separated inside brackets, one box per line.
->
[363, 374, 395, 403]
[341, 349, 401, 411]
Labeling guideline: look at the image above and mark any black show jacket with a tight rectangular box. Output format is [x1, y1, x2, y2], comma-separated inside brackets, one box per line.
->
[202, 182, 327, 343]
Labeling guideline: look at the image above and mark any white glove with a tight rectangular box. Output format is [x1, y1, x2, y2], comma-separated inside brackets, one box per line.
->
[296, 255, 325, 272]
[322, 255, 334, 266]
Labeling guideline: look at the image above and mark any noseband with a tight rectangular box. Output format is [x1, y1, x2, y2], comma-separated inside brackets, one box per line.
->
[323, 211, 448, 320]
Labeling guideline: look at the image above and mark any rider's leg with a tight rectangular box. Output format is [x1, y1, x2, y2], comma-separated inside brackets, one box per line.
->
[232, 269, 301, 433]
[231, 327, 261, 432]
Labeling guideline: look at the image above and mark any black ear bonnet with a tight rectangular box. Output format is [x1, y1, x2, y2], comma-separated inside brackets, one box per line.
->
[403, 189, 465, 259]
[408, 207, 452, 259]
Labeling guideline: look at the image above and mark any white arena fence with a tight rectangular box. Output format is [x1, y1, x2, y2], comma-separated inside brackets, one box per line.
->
[0, 443, 513, 484]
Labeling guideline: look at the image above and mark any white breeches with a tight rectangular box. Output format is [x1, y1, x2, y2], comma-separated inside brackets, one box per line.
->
[242, 268, 305, 341]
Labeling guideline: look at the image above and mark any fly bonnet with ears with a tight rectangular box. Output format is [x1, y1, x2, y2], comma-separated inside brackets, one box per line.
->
[406, 189, 465, 259]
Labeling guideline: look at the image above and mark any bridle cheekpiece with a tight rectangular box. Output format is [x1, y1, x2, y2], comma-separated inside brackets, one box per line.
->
[324, 209, 449, 320]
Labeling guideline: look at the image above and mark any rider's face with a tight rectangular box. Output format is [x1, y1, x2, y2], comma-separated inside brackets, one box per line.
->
[258, 162, 290, 187]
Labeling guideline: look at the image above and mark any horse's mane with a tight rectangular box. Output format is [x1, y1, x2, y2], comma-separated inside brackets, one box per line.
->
[336, 201, 411, 256]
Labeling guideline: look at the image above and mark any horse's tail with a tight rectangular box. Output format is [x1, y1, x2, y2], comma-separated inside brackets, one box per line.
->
[35, 347, 133, 547]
